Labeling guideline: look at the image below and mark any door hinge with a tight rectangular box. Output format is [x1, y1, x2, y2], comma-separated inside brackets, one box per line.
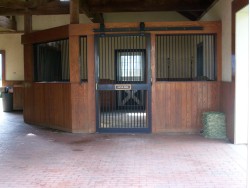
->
[96, 83, 98, 90]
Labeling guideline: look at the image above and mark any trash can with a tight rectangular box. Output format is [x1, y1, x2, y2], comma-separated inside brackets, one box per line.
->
[2, 92, 13, 112]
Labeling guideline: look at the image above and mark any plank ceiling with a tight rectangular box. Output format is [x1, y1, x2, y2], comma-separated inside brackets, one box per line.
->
[0, 0, 218, 21]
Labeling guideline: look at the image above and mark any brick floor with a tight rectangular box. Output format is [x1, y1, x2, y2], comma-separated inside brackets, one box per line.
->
[0, 110, 247, 188]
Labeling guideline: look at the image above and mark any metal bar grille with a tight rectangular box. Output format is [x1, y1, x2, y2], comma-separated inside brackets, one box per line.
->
[156, 34, 216, 81]
[80, 36, 87, 81]
[95, 34, 151, 133]
[34, 38, 69, 82]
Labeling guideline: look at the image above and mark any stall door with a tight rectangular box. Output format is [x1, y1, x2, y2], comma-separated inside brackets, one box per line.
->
[95, 34, 151, 133]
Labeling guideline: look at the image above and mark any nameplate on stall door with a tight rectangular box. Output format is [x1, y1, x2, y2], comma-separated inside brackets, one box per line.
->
[115, 84, 132, 90]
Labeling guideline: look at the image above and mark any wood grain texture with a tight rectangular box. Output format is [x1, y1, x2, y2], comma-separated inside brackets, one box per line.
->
[152, 81, 221, 133]
[23, 44, 33, 81]
[22, 25, 69, 44]
[86, 35, 96, 133]
[23, 83, 72, 132]
[70, 0, 79, 24]
[69, 35, 80, 83]
[221, 81, 235, 143]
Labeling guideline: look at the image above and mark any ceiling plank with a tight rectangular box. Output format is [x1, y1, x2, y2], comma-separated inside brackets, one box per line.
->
[0, 0, 69, 15]
[86, 0, 210, 13]
[0, 16, 17, 31]
[178, 11, 203, 21]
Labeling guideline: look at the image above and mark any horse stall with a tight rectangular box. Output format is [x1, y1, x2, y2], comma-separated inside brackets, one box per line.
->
[21, 21, 221, 133]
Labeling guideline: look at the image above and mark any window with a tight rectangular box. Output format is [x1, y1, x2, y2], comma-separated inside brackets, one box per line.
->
[156, 34, 216, 81]
[116, 50, 146, 82]
[33, 39, 69, 82]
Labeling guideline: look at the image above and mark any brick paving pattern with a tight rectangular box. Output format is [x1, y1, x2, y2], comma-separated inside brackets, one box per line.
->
[0, 110, 247, 188]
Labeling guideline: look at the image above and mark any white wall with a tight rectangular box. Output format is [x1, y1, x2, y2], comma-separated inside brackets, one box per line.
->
[15, 12, 188, 31]
[201, 0, 233, 82]
[16, 14, 92, 31]
[0, 34, 24, 80]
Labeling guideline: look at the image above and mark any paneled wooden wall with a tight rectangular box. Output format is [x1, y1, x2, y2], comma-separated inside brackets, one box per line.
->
[13, 85, 24, 110]
[152, 81, 221, 133]
[23, 83, 72, 132]
[221, 82, 235, 142]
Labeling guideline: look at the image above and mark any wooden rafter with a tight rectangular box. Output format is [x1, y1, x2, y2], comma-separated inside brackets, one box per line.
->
[0, 0, 103, 23]
[0, 0, 218, 22]
[0, 0, 69, 15]
[80, 0, 104, 23]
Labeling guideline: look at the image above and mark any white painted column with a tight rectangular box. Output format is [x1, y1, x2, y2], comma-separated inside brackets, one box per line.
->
[235, 6, 249, 144]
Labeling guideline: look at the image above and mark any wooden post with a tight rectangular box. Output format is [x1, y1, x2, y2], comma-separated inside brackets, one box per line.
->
[70, 0, 79, 24]
[24, 14, 32, 33]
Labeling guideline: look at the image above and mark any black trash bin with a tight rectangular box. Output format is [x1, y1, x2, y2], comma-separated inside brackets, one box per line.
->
[2, 92, 13, 112]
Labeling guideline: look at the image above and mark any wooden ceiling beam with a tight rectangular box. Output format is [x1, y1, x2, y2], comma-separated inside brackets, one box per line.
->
[80, 0, 104, 23]
[0, 0, 69, 15]
[0, 16, 17, 31]
[178, 11, 203, 21]
[0, 0, 52, 9]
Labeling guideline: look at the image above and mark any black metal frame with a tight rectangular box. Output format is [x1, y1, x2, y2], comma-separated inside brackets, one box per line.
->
[155, 34, 217, 81]
[95, 33, 152, 133]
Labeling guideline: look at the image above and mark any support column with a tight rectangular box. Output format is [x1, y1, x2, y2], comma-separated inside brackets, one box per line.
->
[70, 0, 79, 24]
[24, 14, 32, 33]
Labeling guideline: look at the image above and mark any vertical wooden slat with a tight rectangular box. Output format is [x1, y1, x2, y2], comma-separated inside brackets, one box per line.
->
[197, 82, 203, 129]
[186, 83, 192, 128]
[175, 83, 182, 129]
[191, 82, 198, 129]
[170, 82, 176, 129]
[202, 82, 208, 111]
[165, 82, 171, 129]
[158, 83, 165, 130]
[181, 83, 187, 129]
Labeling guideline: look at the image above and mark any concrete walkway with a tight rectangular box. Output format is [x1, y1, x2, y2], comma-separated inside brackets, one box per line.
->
[0, 109, 247, 188]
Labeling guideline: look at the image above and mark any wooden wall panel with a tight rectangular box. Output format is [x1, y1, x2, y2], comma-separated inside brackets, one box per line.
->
[23, 83, 72, 132]
[13, 85, 24, 110]
[152, 81, 221, 133]
[71, 83, 87, 132]
[23, 83, 34, 123]
[221, 82, 235, 143]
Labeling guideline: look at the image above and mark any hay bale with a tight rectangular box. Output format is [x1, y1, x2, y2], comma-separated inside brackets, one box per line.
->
[202, 112, 226, 139]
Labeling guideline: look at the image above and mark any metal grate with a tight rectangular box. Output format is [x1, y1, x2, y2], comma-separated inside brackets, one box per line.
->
[156, 34, 216, 81]
[96, 34, 151, 133]
[80, 36, 88, 81]
[34, 39, 69, 82]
